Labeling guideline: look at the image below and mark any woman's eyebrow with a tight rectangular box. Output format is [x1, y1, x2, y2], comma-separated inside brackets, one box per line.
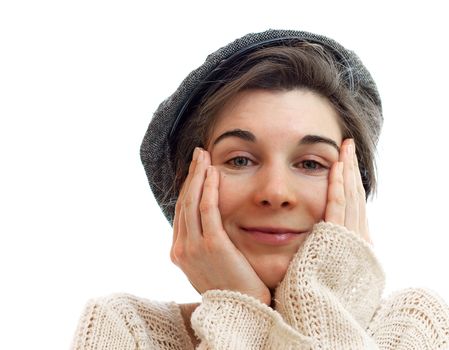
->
[300, 134, 340, 153]
[212, 129, 255, 145]
[212, 128, 340, 152]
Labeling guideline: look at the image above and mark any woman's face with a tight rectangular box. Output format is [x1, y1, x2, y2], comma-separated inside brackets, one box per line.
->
[206, 89, 343, 289]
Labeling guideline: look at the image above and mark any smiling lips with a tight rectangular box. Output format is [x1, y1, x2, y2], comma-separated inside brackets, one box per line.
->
[241, 227, 306, 245]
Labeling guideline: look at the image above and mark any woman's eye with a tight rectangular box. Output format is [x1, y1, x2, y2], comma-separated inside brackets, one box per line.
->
[298, 160, 326, 172]
[227, 156, 252, 168]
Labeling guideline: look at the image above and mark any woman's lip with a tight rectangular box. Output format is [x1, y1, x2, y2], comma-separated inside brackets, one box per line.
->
[242, 227, 302, 234]
[241, 228, 305, 245]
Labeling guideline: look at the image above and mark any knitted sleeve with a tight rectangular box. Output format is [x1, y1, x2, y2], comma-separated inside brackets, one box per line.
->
[70, 296, 139, 350]
[367, 288, 449, 349]
[274, 221, 385, 348]
[71, 293, 194, 350]
[191, 289, 313, 349]
[274, 221, 449, 349]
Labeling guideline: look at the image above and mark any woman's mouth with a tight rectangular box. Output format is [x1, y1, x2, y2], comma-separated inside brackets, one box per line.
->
[241, 227, 306, 245]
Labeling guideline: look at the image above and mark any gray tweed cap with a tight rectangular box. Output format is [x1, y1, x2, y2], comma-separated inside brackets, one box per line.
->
[140, 29, 383, 225]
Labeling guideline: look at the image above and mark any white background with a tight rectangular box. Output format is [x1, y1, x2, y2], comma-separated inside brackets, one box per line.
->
[1, 1, 448, 349]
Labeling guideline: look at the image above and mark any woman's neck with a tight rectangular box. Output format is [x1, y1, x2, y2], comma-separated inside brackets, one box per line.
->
[179, 303, 200, 348]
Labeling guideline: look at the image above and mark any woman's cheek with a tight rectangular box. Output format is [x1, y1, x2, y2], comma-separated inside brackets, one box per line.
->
[217, 171, 249, 218]
[305, 179, 329, 221]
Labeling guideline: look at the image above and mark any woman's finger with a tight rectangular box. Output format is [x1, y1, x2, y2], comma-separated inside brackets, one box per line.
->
[341, 139, 359, 232]
[353, 144, 372, 244]
[179, 147, 201, 203]
[172, 200, 181, 247]
[199, 166, 226, 239]
[183, 149, 210, 241]
[172, 147, 202, 264]
[325, 161, 345, 225]
[172, 147, 200, 248]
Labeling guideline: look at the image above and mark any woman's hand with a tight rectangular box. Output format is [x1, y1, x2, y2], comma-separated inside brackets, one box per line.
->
[325, 139, 372, 244]
[170, 147, 272, 305]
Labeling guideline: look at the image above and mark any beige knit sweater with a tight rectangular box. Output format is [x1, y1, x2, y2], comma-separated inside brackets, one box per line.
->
[71, 222, 449, 349]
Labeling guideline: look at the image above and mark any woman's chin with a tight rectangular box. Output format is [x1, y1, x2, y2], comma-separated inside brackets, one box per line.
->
[263, 276, 286, 290]
[237, 243, 300, 290]
[255, 260, 291, 290]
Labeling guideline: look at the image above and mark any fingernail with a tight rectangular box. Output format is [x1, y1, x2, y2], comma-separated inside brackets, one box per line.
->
[197, 149, 204, 162]
[193, 147, 199, 160]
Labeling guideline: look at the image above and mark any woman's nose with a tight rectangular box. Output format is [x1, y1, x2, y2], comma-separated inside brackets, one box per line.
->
[253, 166, 297, 209]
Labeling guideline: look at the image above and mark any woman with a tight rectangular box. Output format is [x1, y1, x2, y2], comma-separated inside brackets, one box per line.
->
[71, 29, 449, 349]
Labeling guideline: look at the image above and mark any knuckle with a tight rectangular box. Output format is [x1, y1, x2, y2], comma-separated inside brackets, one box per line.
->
[199, 199, 214, 214]
[333, 195, 346, 207]
[183, 195, 195, 209]
[172, 243, 201, 263]
[203, 235, 219, 252]
[186, 244, 201, 258]
[169, 249, 178, 264]
[203, 178, 214, 188]
[335, 177, 344, 188]
[347, 189, 358, 202]
[171, 245, 185, 260]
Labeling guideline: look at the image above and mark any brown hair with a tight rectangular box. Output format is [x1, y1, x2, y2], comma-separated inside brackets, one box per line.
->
[173, 42, 381, 199]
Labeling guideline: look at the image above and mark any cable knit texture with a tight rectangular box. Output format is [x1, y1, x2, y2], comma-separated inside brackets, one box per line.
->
[71, 222, 449, 349]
